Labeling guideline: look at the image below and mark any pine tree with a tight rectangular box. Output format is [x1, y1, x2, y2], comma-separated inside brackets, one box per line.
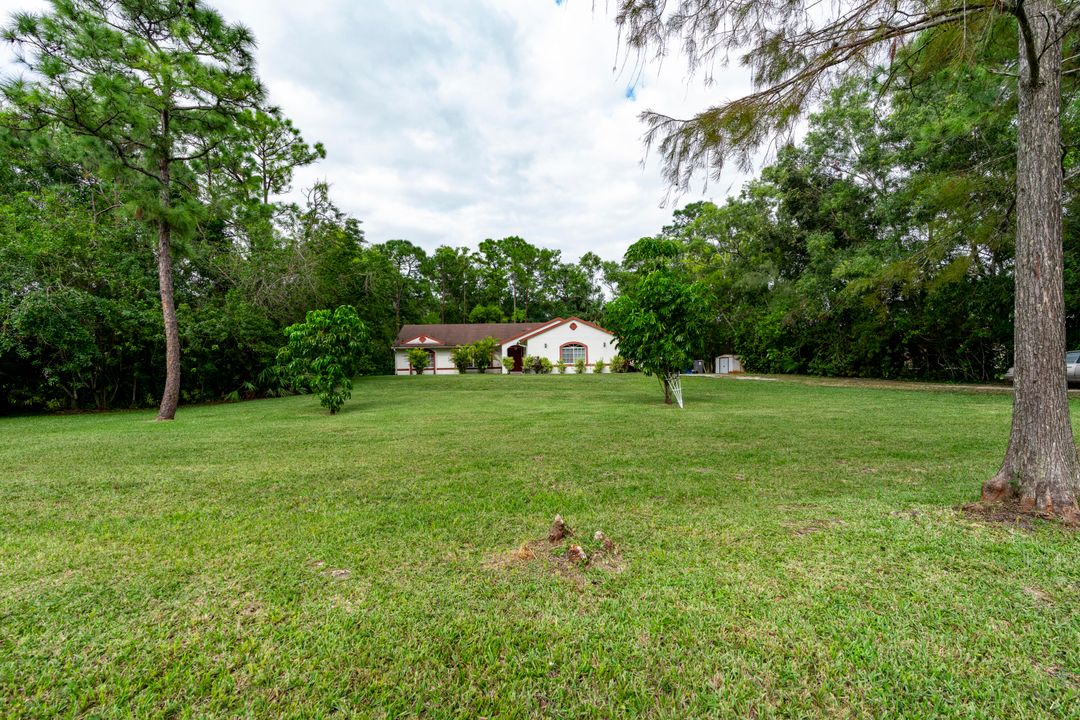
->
[3, 0, 267, 419]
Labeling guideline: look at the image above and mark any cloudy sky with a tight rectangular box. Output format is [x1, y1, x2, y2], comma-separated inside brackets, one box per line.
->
[0, 0, 758, 261]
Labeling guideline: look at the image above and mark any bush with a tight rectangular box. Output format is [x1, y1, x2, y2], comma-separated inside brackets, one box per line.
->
[501, 356, 516, 372]
[610, 355, 628, 373]
[574, 357, 587, 374]
[406, 347, 431, 374]
[277, 305, 368, 415]
[451, 345, 471, 373]
[556, 360, 568, 374]
[594, 359, 606, 374]
[523, 355, 553, 374]
[472, 337, 498, 373]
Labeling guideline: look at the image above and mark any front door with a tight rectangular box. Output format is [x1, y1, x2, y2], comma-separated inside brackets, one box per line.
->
[508, 345, 524, 372]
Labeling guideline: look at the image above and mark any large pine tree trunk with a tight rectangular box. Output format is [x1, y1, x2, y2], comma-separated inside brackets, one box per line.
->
[983, 1, 1080, 522]
[155, 132, 181, 421]
[155, 217, 181, 421]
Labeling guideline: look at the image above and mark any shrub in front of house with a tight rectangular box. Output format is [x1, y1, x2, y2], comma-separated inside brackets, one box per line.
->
[594, 359, 606, 374]
[610, 355, 628, 373]
[574, 357, 587, 374]
[451, 345, 471, 373]
[472, 337, 498, 373]
[522, 355, 552, 374]
[501, 356, 516, 373]
[406, 348, 431, 375]
[556, 360, 568, 374]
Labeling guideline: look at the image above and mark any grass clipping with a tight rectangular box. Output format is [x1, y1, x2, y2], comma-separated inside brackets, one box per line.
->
[490, 515, 624, 583]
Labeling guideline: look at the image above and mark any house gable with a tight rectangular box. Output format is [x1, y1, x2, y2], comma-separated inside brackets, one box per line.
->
[511, 317, 618, 364]
[507, 317, 615, 346]
[400, 334, 445, 346]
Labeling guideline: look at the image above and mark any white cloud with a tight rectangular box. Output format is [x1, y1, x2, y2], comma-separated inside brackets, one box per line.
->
[0, 0, 763, 261]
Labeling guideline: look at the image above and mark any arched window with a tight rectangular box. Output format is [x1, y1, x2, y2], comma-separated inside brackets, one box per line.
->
[560, 343, 587, 364]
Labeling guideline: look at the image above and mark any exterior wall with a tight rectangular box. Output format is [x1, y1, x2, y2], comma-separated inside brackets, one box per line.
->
[395, 349, 412, 374]
[394, 348, 455, 374]
[394, 348, 501, 374]
[502, 320, 618, 373]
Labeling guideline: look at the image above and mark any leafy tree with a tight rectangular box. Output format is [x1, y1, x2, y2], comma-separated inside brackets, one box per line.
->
[0, 166, 162, 410]
[468, 304, 506, 323]
[193, 107, 324, 248]
[647, 72, 1021, 382]
[277, 305, 367, 414]
[546, 260, 605, 322]
[406, 347, 430, 375]
[2, 0, 266, 420]
[429, 246, 476, 323]
[377, 239, 431, 329]
[606, 239, 709, 405]
[178, 292, 280, 403]
[615, 0, 1080, 519]
[472, 236, 602, 322]
[477, 236, 545, 320]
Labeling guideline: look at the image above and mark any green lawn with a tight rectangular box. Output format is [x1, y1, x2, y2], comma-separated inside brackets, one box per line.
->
[2, 374, 1078, 718]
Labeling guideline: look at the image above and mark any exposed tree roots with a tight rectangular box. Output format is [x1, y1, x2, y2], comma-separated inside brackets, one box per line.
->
[963, 497, 1079, 530]
[981, 467, 1080, 526]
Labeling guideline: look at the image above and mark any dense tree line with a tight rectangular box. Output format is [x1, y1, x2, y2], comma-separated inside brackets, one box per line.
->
[0, 1, 615, 414]
[617, 46, 1080, 384]
[0, 138, 610, 412]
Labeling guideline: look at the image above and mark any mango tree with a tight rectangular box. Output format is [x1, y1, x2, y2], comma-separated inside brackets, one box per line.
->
[278, 306, 368, 414]
[606, 238, 709, 405]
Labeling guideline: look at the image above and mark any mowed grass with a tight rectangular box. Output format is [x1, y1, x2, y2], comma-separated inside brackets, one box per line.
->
[1, 374, 1078, 719]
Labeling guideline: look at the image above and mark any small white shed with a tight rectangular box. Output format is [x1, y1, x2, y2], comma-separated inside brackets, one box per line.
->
[714, 354, 744, 375]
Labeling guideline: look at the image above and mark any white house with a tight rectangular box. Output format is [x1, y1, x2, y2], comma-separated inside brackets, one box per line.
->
[393, 317, 619, 374]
